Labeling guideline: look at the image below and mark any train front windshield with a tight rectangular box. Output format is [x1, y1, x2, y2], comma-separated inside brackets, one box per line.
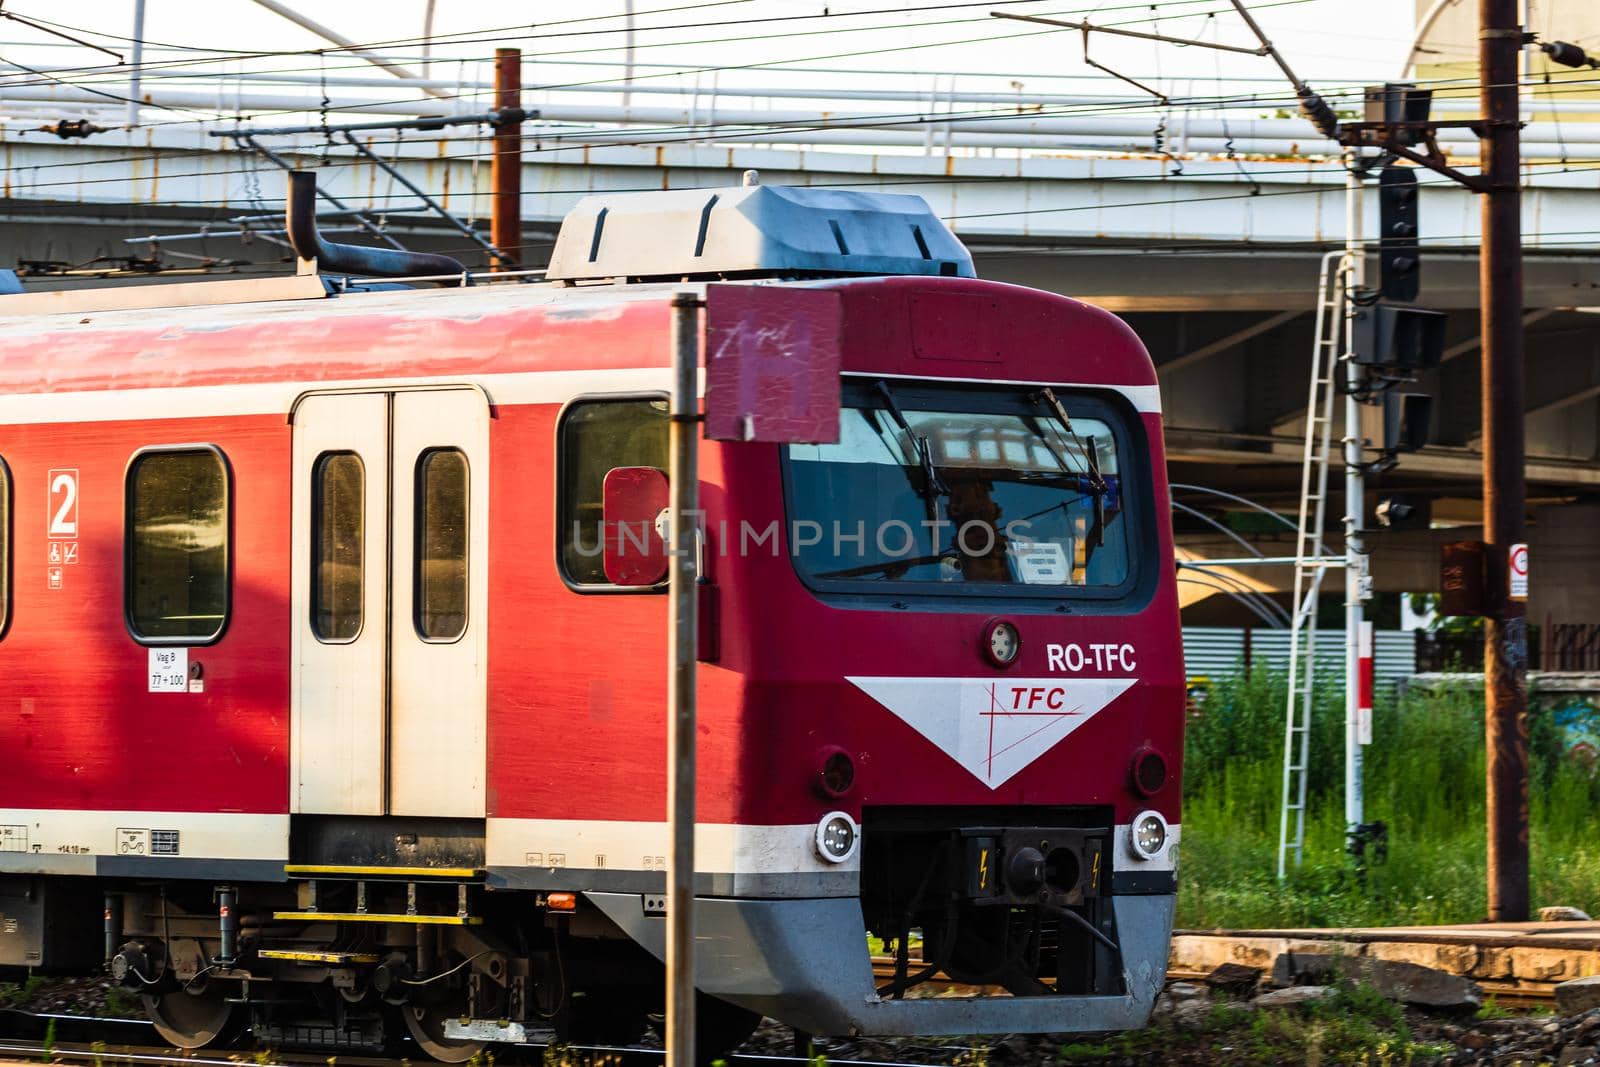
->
[783, 381, 1139, 597]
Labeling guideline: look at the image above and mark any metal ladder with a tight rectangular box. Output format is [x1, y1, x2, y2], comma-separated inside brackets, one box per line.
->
[1277, 250, 1348, 880]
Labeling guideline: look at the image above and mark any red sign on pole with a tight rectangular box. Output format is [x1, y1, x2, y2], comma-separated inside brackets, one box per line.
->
[704, 285, 842, 444]
[1508, 542, 1529, 602]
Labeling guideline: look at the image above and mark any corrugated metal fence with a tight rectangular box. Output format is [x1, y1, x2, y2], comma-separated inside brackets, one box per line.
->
[1183, 627, 1419, 685]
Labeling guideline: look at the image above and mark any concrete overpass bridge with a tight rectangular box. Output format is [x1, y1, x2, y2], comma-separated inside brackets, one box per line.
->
[3, 116, 1599, 626]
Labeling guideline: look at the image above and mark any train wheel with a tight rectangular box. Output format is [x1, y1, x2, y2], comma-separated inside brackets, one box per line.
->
[142, 986, 240, 1049]
[401, 1003, 487, 1064]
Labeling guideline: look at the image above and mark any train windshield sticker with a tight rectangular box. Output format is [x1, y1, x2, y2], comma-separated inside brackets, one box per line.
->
[1006, 540, 1072, 584]
[846, 676, 1136, 788]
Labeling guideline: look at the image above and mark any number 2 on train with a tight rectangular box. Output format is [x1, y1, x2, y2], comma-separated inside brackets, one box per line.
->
[47, 469, 77, 538]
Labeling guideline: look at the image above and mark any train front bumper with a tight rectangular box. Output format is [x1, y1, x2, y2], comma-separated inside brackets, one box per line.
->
[584, 891, 1175, 1036]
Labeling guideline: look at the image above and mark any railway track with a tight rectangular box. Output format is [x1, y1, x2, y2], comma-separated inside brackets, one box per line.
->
[0, 1011, 986, 1067]
[0, 1038, 982, 1067]
[0, 932, 1570, 1066]
[869, 955, 1562, 1009]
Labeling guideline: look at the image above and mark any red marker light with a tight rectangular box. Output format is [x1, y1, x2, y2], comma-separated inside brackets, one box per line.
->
[816, 748, 855, 798]
[1131, 748, 1168, 796]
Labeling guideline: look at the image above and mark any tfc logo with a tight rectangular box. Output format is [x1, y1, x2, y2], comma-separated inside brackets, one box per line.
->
[847, 675, 1138, 788]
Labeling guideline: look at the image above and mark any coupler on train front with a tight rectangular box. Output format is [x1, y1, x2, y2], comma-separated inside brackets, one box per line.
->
[587, 806, 1178, 1038]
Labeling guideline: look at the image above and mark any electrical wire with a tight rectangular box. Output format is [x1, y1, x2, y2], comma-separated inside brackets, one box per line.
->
[0, 0, 1293, 91]
[9, 0, 762, 56]
[400, 950, 493, 986]
[2, 3, 1597, 257]
[0, 2, 1340, 144]
[1176, 574, 1286, 628]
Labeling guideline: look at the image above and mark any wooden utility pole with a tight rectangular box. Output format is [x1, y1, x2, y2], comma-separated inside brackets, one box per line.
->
[491, 48, 522, 269]
[1480, 0, 1529, 922]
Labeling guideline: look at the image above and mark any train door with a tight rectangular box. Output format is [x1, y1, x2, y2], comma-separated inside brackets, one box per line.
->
[290, 388, 490, 819]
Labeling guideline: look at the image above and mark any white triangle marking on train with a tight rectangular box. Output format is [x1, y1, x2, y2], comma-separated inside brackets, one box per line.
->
[846, 676, 1138, 789]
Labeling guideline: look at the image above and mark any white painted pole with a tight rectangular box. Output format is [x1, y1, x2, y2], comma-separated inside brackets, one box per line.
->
[419, 0, 436, 75]
[665, 291, 700, 1067]
[125, 0, 146, 129]
[247, 0, 451, 99]
[1343, 158, 1367, 843]
[622, 0, 636, 109]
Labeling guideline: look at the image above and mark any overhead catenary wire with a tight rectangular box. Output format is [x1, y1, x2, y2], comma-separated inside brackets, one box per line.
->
[0, 0, 1593, 265]
[0, 1, 1341, 148]
[0, 0, 1299, 92]
[15, 65, 1600, 158]
[0, 28, 1574, 146]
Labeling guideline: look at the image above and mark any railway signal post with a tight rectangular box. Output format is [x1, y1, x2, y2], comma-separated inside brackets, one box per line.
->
[1341, 159, 1369, 851]
[1334, 0, 1539, 920]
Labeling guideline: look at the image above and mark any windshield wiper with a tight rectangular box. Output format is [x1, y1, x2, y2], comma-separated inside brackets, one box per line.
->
[1031, 387, 1109, 549]
[875, 379, 949, 507]
[816, 551, 958, 580]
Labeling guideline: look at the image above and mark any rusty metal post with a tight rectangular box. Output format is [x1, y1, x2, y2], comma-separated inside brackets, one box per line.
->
[665, 292, 701, 1067]
[491, 48, 522, 269]
[1480, 0, 1529, 922]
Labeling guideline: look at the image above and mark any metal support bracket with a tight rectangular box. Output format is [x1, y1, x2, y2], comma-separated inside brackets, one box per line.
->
[337, 131, 513, 267]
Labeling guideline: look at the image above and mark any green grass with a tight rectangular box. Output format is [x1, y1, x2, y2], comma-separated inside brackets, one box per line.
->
[1177, 666, 1600, 929]
[1056, 980, 1443, 1065]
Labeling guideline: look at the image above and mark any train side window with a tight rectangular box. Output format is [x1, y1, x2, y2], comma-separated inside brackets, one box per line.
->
[126, 446, 230, 643]
[556, 396, 669, 588]
[312, 451, 364, 642]
[0, 457, 10, 639]
[415, 447, 469, 642]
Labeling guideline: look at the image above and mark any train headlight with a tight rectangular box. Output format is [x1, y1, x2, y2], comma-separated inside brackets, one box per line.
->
[1128, 810, 1169, 862]
[814, 811, 860, 864]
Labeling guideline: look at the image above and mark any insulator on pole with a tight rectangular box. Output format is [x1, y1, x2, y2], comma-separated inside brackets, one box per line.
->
[1298, 91, 1340, 140]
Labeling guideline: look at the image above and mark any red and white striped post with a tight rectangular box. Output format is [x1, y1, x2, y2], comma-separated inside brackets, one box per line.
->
[1356, 621, 1374, 747]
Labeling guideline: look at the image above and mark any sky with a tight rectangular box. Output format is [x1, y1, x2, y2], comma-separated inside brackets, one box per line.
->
[0, 0, 1422, 123]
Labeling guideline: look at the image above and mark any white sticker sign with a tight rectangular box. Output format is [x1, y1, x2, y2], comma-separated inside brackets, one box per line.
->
[1007, 540, 1072, 584]
[1509, 543, 1528, 602]
[148, 648, 189, 693]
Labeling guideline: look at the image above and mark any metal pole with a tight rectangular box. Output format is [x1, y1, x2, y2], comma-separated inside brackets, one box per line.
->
[337, 131, 514, 266]
[623, 0, 636, 109]
[248, 0, 450, 98]
[1343, 158, 1367, 845]
[125, 0, 146, 128]
[665, 292, 701, 1067]
[492, 48, 523, 270]
[1481, 0, 1529, 923]
[236, 135, 407, 250]
[420, 0, 437, 75]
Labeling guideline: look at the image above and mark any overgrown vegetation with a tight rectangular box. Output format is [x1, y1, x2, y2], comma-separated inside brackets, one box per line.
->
[0, 976, 45, 1009]
[1178, 666, 1600, 928]
[1058, 980, 1449, 1066]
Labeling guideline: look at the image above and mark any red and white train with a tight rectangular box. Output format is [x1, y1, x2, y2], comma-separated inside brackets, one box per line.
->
[0, 178, 1183, 1061]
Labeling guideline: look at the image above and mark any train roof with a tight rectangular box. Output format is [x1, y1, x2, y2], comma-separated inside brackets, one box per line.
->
[0, 272, 1157, 416]
[0, 179, 1153, 405]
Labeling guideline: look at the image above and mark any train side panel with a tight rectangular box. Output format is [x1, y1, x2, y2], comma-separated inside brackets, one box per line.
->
[0, 414, 290, 874]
